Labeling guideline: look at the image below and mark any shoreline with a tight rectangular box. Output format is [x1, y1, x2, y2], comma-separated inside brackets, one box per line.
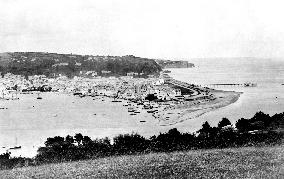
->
[156, 90, 242, 126]
[154, 73, 242, 126]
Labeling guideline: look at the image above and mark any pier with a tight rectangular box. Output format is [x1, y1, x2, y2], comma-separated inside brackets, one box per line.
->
[202, 82, 257, 87]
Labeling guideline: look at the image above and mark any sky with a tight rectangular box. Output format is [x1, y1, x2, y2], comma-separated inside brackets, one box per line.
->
[1, 0, 284, 59]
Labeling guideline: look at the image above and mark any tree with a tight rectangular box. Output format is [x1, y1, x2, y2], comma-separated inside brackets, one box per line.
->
[113, 133, 148, 155]
[0, 152, 10, 160]
[236, 118, 250, 132]
[198, 121, 212, 138]
[74, 133, 83, 146]
[251, 111, 271, 127]
[65, 135, 74, 145]
[82, 136, 92, 146]
[44, 136, 64, 147]
[168, 128, 181, 137]
[218, 118, 231, 128]
[201, 121, 211, 132]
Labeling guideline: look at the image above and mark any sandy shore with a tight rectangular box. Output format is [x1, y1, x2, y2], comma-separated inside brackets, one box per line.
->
[154, 89, 242, 126]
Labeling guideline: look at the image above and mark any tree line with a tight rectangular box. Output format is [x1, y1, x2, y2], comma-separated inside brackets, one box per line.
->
[1, 111, 283, 170]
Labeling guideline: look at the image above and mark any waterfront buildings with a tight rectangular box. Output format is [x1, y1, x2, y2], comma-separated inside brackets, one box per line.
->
[0, 72, 185, 101]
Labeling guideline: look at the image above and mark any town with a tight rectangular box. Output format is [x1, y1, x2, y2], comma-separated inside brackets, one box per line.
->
[0, 71, 182, 100]
[0, 70, 240, 126]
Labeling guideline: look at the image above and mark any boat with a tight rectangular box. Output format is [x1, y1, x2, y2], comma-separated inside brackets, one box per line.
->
[9, 146, 21, 150]
[79, 94, 86, 98]
[37, 93, 42, 99]
[143, 105, 152, 109]
[243, 82, 257, 87]
[163, 70, 171, 73]
[147, 110, 156, 113]
[128, 108, 135, 112]
[10, 92, 19, 100]
[9, 137, 21, 150]
[73, 92, 83, 96]
[140, 120, 146, 122]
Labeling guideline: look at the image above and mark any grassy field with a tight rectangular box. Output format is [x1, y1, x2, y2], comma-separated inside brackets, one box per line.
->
[0, 146, 283, 178]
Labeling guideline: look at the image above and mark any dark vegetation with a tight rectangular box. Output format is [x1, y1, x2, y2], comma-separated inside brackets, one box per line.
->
[0, 153, 33, 170]
[1, 111, 283, 170]
[0, 53, 162, 78]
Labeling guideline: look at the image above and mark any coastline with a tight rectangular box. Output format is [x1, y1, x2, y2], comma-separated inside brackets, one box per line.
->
[155, 74, 242, 126]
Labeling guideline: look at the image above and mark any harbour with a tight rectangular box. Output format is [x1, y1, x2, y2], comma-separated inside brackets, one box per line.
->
[1, 58, 284, 157]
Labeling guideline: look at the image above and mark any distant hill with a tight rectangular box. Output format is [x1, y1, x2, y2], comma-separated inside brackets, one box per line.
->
[155, 59, 194, 68]
[0, 52, 162, 78]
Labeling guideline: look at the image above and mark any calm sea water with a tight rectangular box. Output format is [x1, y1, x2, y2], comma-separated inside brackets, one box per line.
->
[168, 58, 284, 128]
[1, 58, 284, 157]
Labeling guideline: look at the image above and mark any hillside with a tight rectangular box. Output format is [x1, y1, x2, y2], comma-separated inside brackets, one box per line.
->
[155, 59, 195, 68]
[0, 53, 162, 78]
[0, 146, 283, 178]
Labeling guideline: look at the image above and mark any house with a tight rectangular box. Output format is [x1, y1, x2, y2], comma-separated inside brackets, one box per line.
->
[153, 79, 165, 86]
[173, 89, 181, 96]
[101, 70, 111, 74]
[127, 72, 134, 76]
[75, 62, 82, 66]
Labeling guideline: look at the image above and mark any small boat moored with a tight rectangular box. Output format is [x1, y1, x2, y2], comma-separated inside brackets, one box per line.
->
[37, 93, 42, 99]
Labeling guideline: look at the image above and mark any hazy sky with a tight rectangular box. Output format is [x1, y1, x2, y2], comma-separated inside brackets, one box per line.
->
[1, 0, 284, 59]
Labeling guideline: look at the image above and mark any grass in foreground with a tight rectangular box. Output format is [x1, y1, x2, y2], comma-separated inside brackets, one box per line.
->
[0, 146, 283, 178]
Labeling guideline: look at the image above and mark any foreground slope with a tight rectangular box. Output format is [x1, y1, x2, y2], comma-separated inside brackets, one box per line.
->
[1, 146, 283, 178]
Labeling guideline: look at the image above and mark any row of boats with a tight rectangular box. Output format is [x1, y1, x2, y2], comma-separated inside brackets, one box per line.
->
[124, 101, 161, 116]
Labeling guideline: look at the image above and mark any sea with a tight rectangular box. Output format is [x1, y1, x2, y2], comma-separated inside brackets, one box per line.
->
[1, 58, 284, 157]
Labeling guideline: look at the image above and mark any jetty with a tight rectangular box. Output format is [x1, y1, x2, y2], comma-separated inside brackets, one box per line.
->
[203, 82, 257, 87]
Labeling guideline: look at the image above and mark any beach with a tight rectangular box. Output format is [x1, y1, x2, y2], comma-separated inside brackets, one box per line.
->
[155, 88, 241, 126]
[167, 58, 284, 129]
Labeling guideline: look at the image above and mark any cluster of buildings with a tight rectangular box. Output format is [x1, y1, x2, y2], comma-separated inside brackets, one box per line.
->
[0, 72, 183, 101]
